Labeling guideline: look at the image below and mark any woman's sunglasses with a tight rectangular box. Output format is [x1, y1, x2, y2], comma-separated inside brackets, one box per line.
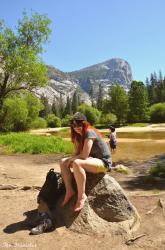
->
[71, 120, 83, 128]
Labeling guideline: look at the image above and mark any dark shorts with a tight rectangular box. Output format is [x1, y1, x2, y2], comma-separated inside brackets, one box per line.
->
[102, 157, 112, 170]
[110, 141, 117, 149]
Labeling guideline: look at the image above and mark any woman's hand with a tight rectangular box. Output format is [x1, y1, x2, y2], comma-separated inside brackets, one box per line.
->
[67, 138, 94, 166]
[67, 156, 79, 168]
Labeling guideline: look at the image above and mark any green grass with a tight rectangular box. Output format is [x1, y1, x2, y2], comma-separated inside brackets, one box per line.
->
[114, 165, 130, 175]
[0, 132, 73, 154]
[127, 123, 149, 127]
[149, 161, 165, 178]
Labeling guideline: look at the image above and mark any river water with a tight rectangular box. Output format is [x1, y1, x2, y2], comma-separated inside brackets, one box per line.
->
[111, 131, 165, 162]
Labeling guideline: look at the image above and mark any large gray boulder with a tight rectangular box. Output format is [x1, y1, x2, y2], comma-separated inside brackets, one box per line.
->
[53, 173, 140, 235]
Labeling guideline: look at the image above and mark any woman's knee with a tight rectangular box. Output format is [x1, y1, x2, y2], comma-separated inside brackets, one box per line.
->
[72, 160, 87, 173]
[60, 157, 69, 167]
[72, 159, 81, 169]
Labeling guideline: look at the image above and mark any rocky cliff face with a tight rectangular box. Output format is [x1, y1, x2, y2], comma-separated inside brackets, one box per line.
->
[69, 58, 132, 95]
[35, 58, 132, 104]
[34, 66, 91, 105]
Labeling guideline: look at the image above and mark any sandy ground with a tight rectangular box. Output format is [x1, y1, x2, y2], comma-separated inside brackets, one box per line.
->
[0, 124, 165, 250]
[0, 154, 165, 250]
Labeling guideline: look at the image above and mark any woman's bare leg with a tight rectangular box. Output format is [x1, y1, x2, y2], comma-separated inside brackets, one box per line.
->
[60, 157, 75, 206]
[72, 162, 87, 212]
[72, 158, 106, 211]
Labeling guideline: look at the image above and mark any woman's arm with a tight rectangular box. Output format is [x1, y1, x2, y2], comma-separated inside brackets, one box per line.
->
[66, 140, 82, 167]
[68, 138, 94, 163]
[79, 138, 94, 159]
[73, 140, 81, 156]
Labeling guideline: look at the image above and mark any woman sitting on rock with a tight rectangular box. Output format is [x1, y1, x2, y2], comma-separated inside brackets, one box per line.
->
[60, 112, 112, 212]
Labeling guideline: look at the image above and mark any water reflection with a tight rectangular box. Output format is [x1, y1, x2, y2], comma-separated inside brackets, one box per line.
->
[117, 131, 165, 140]
[112, 131, 165, 162]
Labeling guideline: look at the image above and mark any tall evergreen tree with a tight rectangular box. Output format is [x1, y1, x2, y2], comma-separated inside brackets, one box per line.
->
[128, 81, 149, 122]
[145, 77, 149, 85]
[72, 91, 79, 113]
[64, 96, 72, 116]
[52, 98, 60, 117]
[97, 83, 104, 110]
[39, 95, 51, 118]
[146, 71, 165, 104]
[59, 93, 65, 118]
[158, 70, 163, 83]
[86, 77, 92, 92]
[153, 72, 158, 83]
[89, 83, 95, 106]
[148, 73, 157, 104]
[109, 85, 129, 124]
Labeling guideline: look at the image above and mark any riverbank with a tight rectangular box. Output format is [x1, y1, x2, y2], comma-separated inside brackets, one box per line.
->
[30, 123, 165, 136]
[116, 123, 165, 132]
[25, 124, 165, 162]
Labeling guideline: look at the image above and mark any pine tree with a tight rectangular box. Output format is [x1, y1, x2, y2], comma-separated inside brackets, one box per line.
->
[86, 77, 92, 92]
[147, 71, 165, 104]
[109, 85, 128, 124]
[59, 93, 65, 118]
[128, 81, 149, 122]
[145, 77, 149, 85]
[39, 95, 51, 118]
[52, 98, 60, 117]
[72, 91, 79, 113]
[89, 83, 95, 106]
[97, 83, 104, 110]
[64, 96, 72, 116]
[149, 73, 157, 104]
[158, 70, 163, 83]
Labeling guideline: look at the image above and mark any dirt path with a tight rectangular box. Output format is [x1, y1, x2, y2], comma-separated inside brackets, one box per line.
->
[0, 154, 165, 250]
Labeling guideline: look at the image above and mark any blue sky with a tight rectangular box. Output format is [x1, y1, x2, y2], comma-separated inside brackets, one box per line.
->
[1, 0, 165, 81]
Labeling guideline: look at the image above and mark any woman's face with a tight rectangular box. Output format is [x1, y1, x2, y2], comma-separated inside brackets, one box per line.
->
[72, 120, 83, 135]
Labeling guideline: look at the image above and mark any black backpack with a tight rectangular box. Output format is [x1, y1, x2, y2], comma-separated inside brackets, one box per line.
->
[37, 168, 65, 209]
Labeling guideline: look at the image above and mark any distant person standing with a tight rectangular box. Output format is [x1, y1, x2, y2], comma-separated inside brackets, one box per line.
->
[109, 126, 117, 152]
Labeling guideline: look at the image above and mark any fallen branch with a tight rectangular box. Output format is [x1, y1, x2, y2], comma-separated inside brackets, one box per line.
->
[20, 186, 41, 191]
[146, 198, 165, 215]
[125, 234, 146, 245]
[146, 206, 157, 215]
[0, 184, 41, 191]
[158, 198, 165, 210]
[0, 184, 18, 190]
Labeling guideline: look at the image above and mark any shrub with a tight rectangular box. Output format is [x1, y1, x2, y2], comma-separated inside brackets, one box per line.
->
[61, 115, 72, 127]
[100, 113, 117, 126]
[149, 161, 165, 178]
[2, 97, 28, 131]
[30, 117, 47, 129]
[149, 103, 165, 122]
[78, 104, 101, 125]
[46, 114, 61, 128]
[24, 93, 43, 121]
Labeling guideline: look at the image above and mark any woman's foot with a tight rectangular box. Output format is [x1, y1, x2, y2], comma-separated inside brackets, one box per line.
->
[61, 190, 75, 206]
[74, 194, 87, 212]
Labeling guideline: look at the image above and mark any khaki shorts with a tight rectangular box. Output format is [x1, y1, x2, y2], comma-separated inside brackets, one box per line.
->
[96, 164, 108, 173]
